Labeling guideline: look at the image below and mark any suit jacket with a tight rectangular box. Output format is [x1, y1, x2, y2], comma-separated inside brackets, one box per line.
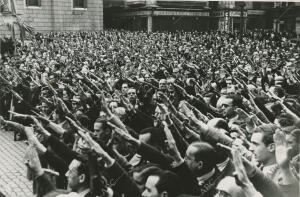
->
[106, 161, 142, 197]
[36, 174, 94, 197]
[137, 141, 234, 196]
[173, 161, 234, 196]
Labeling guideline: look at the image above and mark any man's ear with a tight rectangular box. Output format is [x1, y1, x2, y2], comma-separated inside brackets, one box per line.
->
[268, 143, 275, 152]
[197, 161, 203, 170]
[161, 191, 168, 197]
[79, 174, 86, 183]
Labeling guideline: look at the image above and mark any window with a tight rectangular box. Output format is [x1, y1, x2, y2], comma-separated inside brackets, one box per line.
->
[73, 0, 87, 9]
[26, 0, 41, 7]
[253, 2, 261, 9]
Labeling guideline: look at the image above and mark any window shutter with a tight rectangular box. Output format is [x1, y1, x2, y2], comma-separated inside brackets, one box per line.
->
[37, 0, 41, 6]
[83, 0, 87, 8]
[25, 0, 29, 6]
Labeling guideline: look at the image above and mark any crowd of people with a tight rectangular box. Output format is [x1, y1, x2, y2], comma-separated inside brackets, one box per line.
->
[0, 29, 299, 197]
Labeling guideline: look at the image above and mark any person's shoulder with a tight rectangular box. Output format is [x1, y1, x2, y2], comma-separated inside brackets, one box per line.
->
[84, 192, 94, 197]
[44, 189, 69, 197]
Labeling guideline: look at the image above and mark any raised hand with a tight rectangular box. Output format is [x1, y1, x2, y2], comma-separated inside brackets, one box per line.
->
[280, 101, 300, 127]
[235, 108, 251, 122]
[11, 90, 23, 102]
[24, 127, 47, 155]
[0, 116, 5, 125]
[100, 93, 113, 117]
[8, 111, 30, 119]
[57, 97, 71, 115]
[157, 91, 177, 114]
[273, 129, 298, 184]
[24, 146, 44, 178]
[29, 116, 51, 137]
[65, 116, 86, 135]
[231, 146, 252, 187]
[47, 81, 58, 96]
[162, 121, 183, 164]
[33, 112, 50, 124]
[273, 129, 290, 169]
[84, 133, 108, 158]
[107, 122, 140, 146]
[157, 91, 171, 106]
[173, 83, 193, 100]
[178, 101, 195, 119]
[120, 95, 134, 112]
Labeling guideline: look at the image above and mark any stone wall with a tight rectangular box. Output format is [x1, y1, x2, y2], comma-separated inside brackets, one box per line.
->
[0, 0, 103, 37]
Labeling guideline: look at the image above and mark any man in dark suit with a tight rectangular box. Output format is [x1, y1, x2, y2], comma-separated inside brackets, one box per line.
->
[26, 146, 93, 197]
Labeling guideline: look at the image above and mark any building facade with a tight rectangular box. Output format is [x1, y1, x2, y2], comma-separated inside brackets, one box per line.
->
[104, 0, 300, 35]
[0, 0, 103, 36]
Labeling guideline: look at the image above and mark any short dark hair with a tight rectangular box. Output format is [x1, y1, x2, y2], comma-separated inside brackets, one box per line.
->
[131, 164, 161, 185]
[150, 170, 182, 197]
[212, 118, 230, 132]
[77, 161, 90, 187]
[140, 127, 166, 148]
[190, 142, 218, 170]
[131, 163, 161, 174]
[76, 114, 91, 130]
[224, 94, 245, 110]
[276, 114, 294, 127]
[252, 124, 277, 146]
[273, 86, 285, 98]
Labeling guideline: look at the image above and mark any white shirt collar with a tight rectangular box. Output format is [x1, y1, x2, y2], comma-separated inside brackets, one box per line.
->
[217, 158, 230, 172]
[196, 168, 216, 186]
[78, 188, 90, 197]
[262, 164, 278, 177]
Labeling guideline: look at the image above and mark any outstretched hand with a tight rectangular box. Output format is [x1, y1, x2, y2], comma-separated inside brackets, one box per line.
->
[107, 122, 140, 146]
[24, 146, 44, 178]
[231, 146, 251, 187]
[273, 129, 291, 169]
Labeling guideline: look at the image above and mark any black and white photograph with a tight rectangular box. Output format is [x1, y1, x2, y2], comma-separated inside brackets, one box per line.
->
[0, 0, 300, 196]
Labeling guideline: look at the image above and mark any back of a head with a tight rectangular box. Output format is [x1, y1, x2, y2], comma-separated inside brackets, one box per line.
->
[207, 118, 230, 133]
[225, 94, 245, 110]
[131, 163, 162, 185]
[151, 170, 182, 197]
[76, 114, 91, 130]
[139, 127, 166, 148]
[216, 176, 246, 197]
[190, 142, 218, 170]
[77, 161, 91, 188]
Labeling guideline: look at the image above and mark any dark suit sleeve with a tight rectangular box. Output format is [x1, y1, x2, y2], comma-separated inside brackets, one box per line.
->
[106, 161, 142, 197]
[189, 97, 221, 117]
[137, 142, 173, 169]
[30, 86, 42, 107]
[43, 150, 69, 176]
[172, 162, 198, 195]
[168, 124, 189, 156]
[85, 98, 101, 124]
[254, 97, 275, 123]
[125, 110, 154, 134]
[249, 168, 285, 197]
[202, 127, 233, 147]
[47, 135, 81, 164]
[35, 173, 56, 197]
